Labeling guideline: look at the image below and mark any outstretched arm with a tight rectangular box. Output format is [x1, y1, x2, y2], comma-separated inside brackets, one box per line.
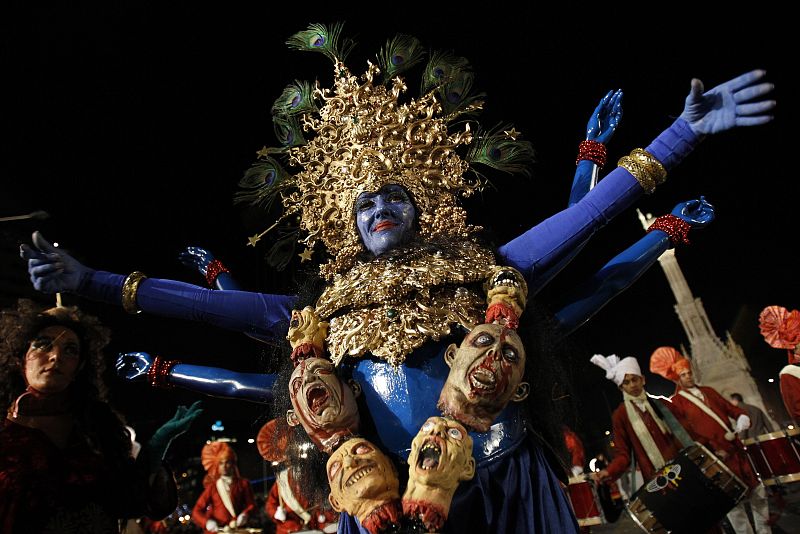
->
[532, 91, 624, 295]
[552, 197, 715, 334]
[569, 89, 623, 207]
[21, 232, 296, 339]
[117, 352, 276, 403]
[498, 70, 773, 289]
[178, 246, 242, 291]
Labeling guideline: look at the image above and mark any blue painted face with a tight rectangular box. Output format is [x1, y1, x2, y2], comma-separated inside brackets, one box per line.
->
[355, 184, 416, 256]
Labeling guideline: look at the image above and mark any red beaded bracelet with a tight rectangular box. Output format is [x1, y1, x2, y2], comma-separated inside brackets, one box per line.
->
[205, 259, 230, 287]
[576, 140, 607, 167]
[647, 214, 691, 247]
[147, 356, 180, 388]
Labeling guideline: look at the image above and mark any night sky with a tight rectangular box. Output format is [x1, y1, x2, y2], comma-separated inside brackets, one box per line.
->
[1, 3, 794, 478]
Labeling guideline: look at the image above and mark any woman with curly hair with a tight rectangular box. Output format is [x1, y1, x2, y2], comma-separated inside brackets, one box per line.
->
[0, 299, 203, 534]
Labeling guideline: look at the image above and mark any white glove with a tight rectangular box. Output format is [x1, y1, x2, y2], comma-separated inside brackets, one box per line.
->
[236, 513, 247, 527]
[735, 414, 751, 433]
[323, 523, 338, 533]
[571, 465, 584, 477]
[274, 505, 287, 521]
[206, 519, 219, 532]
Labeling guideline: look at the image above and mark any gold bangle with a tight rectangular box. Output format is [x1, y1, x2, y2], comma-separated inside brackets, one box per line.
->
[121, 271, 147, 314]
[629, 148, 667, 185]
[617, 155, 656, 194]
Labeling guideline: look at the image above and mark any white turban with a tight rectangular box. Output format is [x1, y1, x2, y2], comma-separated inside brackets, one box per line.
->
[590, 354, 642, 386]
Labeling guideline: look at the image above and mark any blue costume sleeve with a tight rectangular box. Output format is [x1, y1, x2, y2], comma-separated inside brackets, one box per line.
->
[553, 230, 671, 333]
[79, 271, 296, 340]
[170, 364, 276, 403]
[497, 119, 700, 290]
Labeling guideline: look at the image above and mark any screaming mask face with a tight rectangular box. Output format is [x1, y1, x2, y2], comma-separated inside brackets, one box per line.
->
[407, 416, 475, 491]
[438, 323, 529, 432]
[287, 357, 361, 454]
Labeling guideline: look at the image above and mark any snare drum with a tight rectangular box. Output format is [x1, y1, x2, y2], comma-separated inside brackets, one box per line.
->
[567, 476, 605, 527]
[742, 427, 800, 485]
[627, 443, 748, 534]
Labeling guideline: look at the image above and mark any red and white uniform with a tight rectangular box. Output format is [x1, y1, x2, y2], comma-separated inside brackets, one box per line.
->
[605, 399, 683, 482]
[265, 469, 338, 534]
[779, 364, 800, 422]
[563, 426, 585, 471]
[192, 477, 255, 534]
[668, 386, 758, 489]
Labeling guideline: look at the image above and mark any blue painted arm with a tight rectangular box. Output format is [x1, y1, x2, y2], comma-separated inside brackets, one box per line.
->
[116, 351, 276, 403]
[498, 118, 700, 293]
[497, 68, 774, 287]
[20, 233, 296, 340]
[533, 91, 624, 295]
[178, 246, 242, 291]
[553, 197, 714, 334]
[568, 89, 623, 207]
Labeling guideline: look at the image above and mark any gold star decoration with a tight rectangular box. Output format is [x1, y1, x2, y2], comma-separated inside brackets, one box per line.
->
[247, 235, 261, 247]
[298, 247, 313, 262]
[503, 128, 520, 141]
[256, 146, 271, 158]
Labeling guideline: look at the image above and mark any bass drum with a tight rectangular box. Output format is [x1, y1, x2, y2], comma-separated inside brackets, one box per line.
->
[742, 427, 800, 486]
[567, 476, 605, 527]
[626, 443, 748, 534]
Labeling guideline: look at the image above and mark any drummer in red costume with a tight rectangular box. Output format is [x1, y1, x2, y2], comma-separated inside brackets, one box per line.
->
[589, 354, 682, 484]
[563, 425, 586, 477]
[650, 347, 771, 534]
[759, 305, 800, 422]
[191, 442, 256, 533]
[257, 419, 338, 534]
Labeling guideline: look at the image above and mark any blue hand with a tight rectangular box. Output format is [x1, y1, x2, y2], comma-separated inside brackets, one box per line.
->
[116, 352, 154, 381]
[19, 231, 91, 293]
[586, 89, 623, 144]
[671, 196, 715, 228]
[177, 246, 214, 277]
[679, 70, 775, 135]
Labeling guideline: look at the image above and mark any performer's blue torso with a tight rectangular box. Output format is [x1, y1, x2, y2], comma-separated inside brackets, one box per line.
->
[344, 338, 526, 467]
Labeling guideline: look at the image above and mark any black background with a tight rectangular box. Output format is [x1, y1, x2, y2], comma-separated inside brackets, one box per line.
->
[1, 2, 794, 477]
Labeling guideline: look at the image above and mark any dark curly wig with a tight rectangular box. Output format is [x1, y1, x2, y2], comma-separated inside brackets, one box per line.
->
[0, 299, 132, 468]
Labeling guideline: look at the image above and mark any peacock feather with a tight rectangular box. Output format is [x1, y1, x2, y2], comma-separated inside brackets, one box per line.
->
[420, 50, 471, 94]
[377, 34, 426, 81]
[271, 80, 317, 116]
[234, 157, 293, 210]
[266, 228, 301, 270]
[272, 113, 306, 147]
[286, 22, 355, 64]
[465, 124, 535, 177]
[437, 70, 485, 118]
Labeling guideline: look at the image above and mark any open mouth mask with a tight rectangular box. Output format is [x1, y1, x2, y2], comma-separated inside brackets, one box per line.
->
[437, 323, 529, 432]
[402, 416, 475, 531]
[287, 357, 361, 454]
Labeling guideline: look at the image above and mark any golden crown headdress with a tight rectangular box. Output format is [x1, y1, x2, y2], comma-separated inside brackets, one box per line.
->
[235, 23, 534, 280]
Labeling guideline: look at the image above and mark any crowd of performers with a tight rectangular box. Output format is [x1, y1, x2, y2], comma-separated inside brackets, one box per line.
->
[3, 22, 782, 534]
